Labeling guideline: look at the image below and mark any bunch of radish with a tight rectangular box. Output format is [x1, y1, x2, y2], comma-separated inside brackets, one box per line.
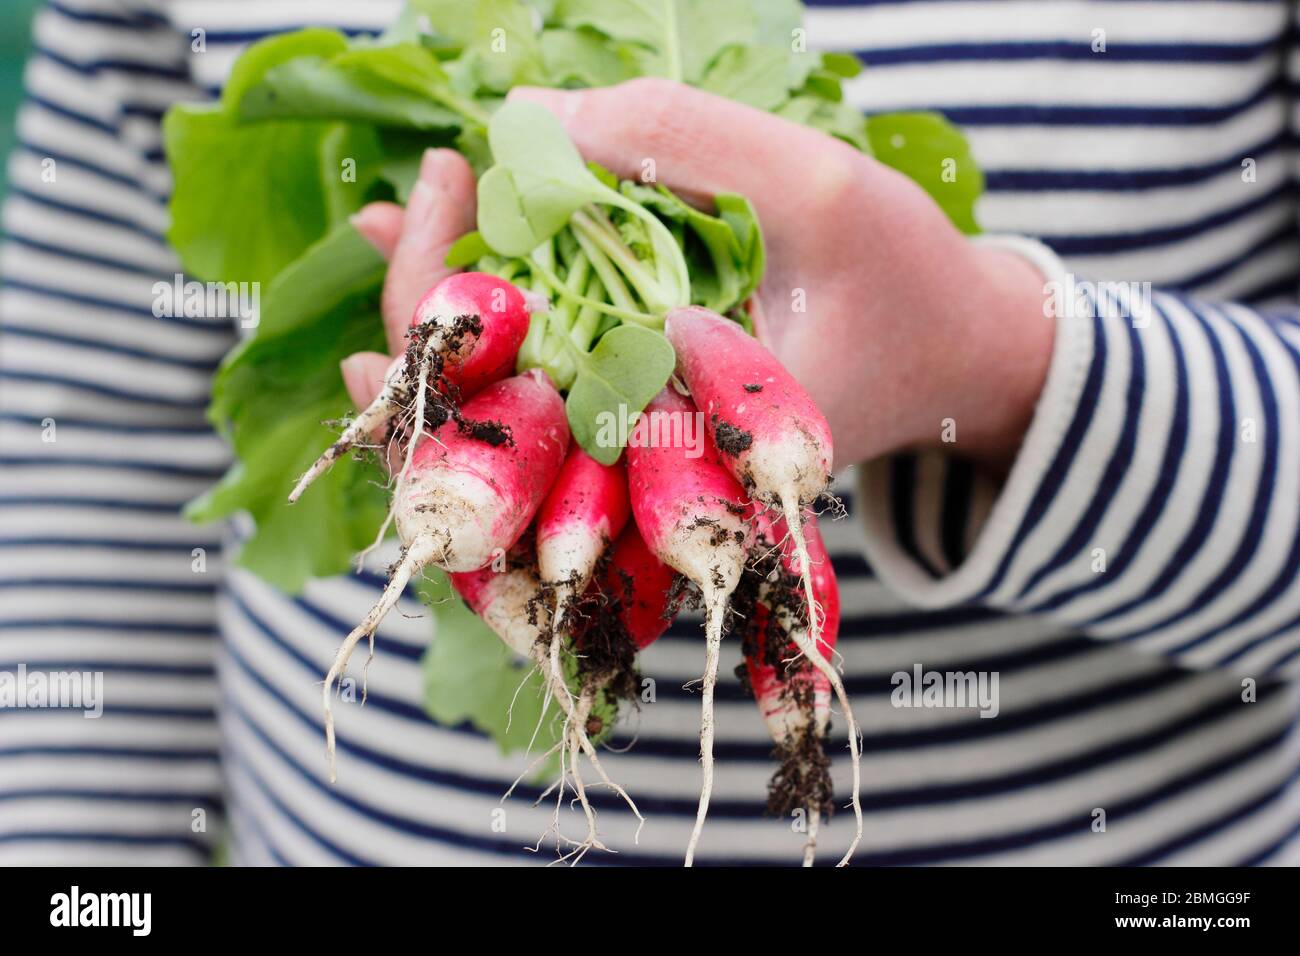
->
[291, 271, 861, 866]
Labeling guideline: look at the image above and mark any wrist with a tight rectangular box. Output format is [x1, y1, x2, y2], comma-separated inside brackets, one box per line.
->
[921, 240, 1056, 471]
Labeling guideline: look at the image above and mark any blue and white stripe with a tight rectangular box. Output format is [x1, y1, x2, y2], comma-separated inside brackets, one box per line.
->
[2, 0, 1299, 865]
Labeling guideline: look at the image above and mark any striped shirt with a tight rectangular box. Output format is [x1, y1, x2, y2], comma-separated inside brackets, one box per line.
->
[2, 0, 1300, 865]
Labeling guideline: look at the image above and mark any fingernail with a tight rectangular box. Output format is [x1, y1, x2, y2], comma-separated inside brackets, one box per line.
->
[339, 353, 367, 386]
[418, 147, 447, 183]
[349, 207, 384, 251]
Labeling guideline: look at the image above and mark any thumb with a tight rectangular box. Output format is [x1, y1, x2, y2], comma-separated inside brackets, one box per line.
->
[508, 79, 861, 224]
[381, 148, 477, 353]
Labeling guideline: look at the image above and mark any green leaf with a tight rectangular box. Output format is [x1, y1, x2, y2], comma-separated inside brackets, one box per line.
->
[165, 109, 338, 284]
[539, 27, 637, 87]
[479, 166, 592, 256]
[716, 193, 765, 301]
[868, 111, 983, 234]
[410, 0, 548, 93]
[699, 45, 793, 111]
[445, 230, 494, 268]
[566, 325, 676, 464]
[750, 0, 803, 46]
[488, 99, 593, 182]
[554, 0, 755, 83]
[186, 224, 390, 591]
[236, 42, 482, 129]
[164, 30, 381, 285]
[220, 28, 349, 109]
[476, 102, 609, 255]
[820, 51, 863, 78]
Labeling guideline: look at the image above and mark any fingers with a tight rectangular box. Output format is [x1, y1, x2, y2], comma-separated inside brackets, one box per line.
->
[508, 79, 865, 226]
[381, 148, 477, 353]
[340, 351, 394, 414]
[341, 351, 408, 473]
[351, 202, 405, 260]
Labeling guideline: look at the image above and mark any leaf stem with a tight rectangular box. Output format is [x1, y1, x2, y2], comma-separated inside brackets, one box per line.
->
[526, 256, 661, 329]
[571, 210, 671, 314]
[664, 0, 683, 83]
[569, 272, 607, 352]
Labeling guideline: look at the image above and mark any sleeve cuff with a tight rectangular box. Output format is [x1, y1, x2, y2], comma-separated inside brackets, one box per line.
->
[855, 233, 1102, 608]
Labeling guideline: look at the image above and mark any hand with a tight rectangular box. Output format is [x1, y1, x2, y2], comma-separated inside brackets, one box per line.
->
[511, 79, 1054, 471]
[340, 148, 477, 432]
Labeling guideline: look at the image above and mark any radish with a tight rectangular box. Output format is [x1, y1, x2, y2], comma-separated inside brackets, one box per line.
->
[289, 272, 533, 504]
[392, 369, 568, 573]
[452, 549, 645, 863]
[626, 386, 750, 866]
[664, 305, 862, 862]
[535, 447, 631, 704]
[741, 510, 842, 866]
[598, 523, 681, 652]
[450, 558, 550, 660]
[563, 523, 683, 720]
[321, 368, 568, 781]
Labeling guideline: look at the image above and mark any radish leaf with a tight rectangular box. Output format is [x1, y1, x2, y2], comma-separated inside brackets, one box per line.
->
[868, 111, 983, 234]
[555, 0, 755, 83]
[565, 325, 676, 464]
[187, 224, 389, 591]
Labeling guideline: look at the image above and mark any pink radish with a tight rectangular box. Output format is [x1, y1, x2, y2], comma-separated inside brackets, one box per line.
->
[535, 448, 631, 702]
[451, 559, 550, 659]
[321, 369, 568, 781]
[664, 305, 862, 863]
[416, 272, 534, 398]
[598, 523, 680, 651]
[289, 272, 533, 504]
[393, 369, 568, 572]
[627, 386, 749, 866]
[743, 510, 841, 866]
[565, 523, 682, 718]
[452, 549, 645, 860]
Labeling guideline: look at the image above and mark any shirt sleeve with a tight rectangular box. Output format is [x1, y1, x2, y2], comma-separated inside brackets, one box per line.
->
[856, 233, 1300, 680]
[0, 0, 231, 864]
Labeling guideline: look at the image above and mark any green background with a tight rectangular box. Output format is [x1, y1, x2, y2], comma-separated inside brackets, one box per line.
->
[0, 1, 43, 203]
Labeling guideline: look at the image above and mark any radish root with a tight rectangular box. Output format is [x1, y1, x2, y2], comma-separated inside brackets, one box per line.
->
[289, 364, 409, 505]
[547, 585, 578, 709]
[684, 585, 727, 867]
[803, 803, 819, 867]
[322, 535, 438, 782]
[357, 339, 439, 568]
[508, 641, 644, 863]
[779, 489, 862, 867]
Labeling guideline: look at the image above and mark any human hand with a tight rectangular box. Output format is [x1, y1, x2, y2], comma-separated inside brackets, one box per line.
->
[339, 147, 478, 437]
[510, 79, 1053, 471]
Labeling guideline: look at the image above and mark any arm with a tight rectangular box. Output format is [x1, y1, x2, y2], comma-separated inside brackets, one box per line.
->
[858, 247, 1300, 679]
[514, 78, 1300, 678]
[0, 0, 227, 863]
